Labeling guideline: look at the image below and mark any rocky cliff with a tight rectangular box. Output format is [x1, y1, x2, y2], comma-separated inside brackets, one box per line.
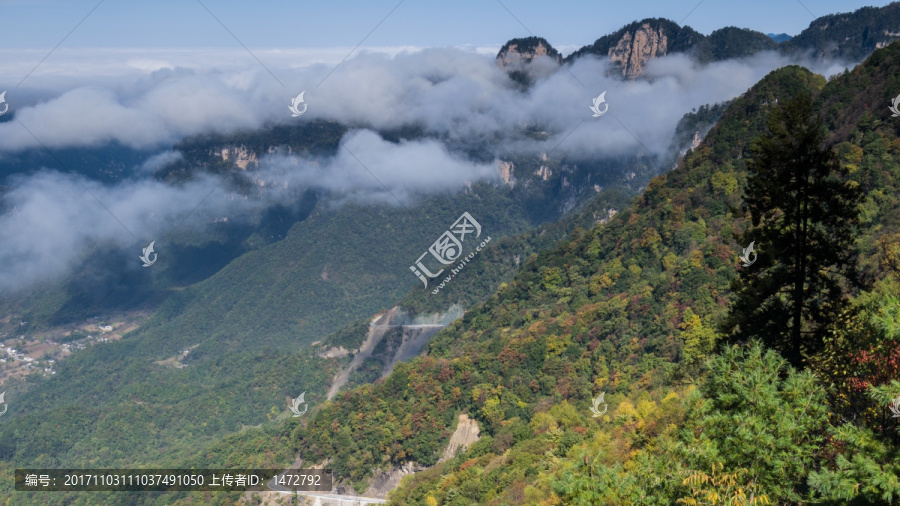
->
[607, 22, 672, 78]
[563, 18, 702, 79]
[496, 36, 562, 70]
[496, 3, 900, 81]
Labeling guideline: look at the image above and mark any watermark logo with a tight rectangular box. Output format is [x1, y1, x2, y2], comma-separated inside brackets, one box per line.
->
[889, 94, 900, 117]
[139, 241, 157, 267]
[590, 91, 608, 117]
[0, 91, 7, 116]
[890, 394, 900, 418]
[740, 241, 757, 267]
[429, 231, 464, 265]
[289, 91, 307, 117]
[289, 392, 308, 417]
[410, 212, 490, 293]
[589, 392, 607, 417]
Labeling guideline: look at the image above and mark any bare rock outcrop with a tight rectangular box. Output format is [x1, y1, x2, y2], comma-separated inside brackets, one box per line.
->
[609, 23, 669, 78]
[439, 414, 481, 463]
[497, 161, 515, 186]
[496, 36, 562, 70]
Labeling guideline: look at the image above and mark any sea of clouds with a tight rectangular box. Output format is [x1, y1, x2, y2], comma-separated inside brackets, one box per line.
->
[0, 46, 853, 291]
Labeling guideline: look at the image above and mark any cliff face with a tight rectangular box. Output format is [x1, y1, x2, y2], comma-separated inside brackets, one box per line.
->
[608, 23, 670, 78]
[497, 160, 514, 186]
[583, 22, 776, 77]
[496, 4, 900, 83]
[559, 18, 702, 78]
[214, 144, 259, 170]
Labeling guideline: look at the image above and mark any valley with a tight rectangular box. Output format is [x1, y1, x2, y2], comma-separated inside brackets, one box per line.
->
[0, 310, 149, 385]
[1, 2, 900, 504]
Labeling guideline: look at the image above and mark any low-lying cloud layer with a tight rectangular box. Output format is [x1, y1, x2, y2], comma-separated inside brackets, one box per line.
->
[261, 130, 498, 204]
[0, 47, 850, 155]
[0, 130, 497, 291]
[0, 170, 226, 291]
[0, 46, 855, 291]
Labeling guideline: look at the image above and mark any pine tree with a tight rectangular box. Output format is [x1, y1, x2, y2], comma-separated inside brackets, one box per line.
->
[723, 92, 862, 367]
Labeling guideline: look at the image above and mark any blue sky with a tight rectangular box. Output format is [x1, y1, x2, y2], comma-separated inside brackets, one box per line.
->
[1, 0, 896, 53]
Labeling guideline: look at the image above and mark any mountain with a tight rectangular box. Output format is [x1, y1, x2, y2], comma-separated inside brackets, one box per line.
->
[0, 142, 161, 185]
[0, 101, 669, 501]
[0, 114, 657, 335]
[767, 32, 792, 43]
[562, 18, 705, 78]
[291, 61, 825, 492]
[496, 36, 562, 69]
[702, 26, 778, 60]
[495, 36, 563, 87]
[781, 2, 900, 60]
[287, 42, 900, 503]
[497, 3, 900, 79]
[508, 19, 778, 79]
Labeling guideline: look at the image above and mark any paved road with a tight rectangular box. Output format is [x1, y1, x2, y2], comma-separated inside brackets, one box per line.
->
[369, 324, 446, 328]
[266, 474, 386, 504]
[270, 490, 387, 504]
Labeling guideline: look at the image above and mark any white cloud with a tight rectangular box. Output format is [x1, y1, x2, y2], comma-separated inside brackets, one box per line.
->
[0, 45, 859, 291]
[135, 150, 182, 175]
[0, 170, 224, 290]
[261, 129, 498, 203]
[0, 130, 498, 291]
[0, 46, 855, 157]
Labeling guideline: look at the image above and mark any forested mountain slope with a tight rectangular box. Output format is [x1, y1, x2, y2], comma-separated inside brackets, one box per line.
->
[0, 86, 659, 506]
[292, 42, 900, 504]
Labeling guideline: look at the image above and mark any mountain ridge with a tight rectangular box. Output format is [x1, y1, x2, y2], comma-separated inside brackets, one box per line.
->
[497, 2, 900, 78]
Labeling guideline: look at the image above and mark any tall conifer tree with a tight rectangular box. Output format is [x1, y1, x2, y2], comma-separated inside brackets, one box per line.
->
[724, 92, 862, 367]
